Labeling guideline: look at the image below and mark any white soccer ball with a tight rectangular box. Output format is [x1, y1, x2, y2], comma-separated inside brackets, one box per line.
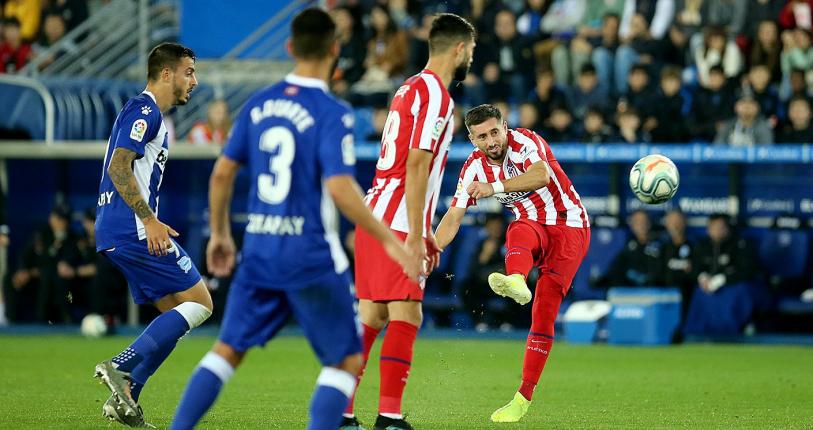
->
[629, 154, 680, 204]
[80, 313, 108, 338]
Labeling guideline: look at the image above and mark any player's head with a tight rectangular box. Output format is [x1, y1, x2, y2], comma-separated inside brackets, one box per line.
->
[465, 104, 508, 161]
[289, 8, 338, 64]
[428, 13, 476, 81]
[147, 43, 197, 106]
[707, 213, 731, 243]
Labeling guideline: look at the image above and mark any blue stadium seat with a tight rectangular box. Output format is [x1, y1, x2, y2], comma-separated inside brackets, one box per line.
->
[759, 229, 809, 280]
[569, 227, 629, 301]
[0, 82, 47, 139]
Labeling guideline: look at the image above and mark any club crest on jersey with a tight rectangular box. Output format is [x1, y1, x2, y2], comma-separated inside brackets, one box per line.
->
[130, 119, 148, 142]
[177, 256, 192, 273]
[141, 105, 152, 115]
[431, 118, 445, 140]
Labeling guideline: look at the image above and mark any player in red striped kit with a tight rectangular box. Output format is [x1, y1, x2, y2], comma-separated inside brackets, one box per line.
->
[435, 104, 591, 423]
[345, 13, 476, 430]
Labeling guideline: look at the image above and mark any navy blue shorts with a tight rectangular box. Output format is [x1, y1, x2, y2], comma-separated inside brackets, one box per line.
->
[219, 272, 362, 366]
[101, 239, 202, 305]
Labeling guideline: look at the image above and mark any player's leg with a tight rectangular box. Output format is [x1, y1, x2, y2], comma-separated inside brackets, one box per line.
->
[172, 282, 290, 430]
[126, 280, 213, 402]
[343, 298, 388, 426]
[286, 273, 364, 430]
[373, 299, 421, 430]
[487, 220, 543, 305]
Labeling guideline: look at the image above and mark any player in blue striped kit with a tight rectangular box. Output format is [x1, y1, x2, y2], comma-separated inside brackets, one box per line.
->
[93, 43, 213, 427]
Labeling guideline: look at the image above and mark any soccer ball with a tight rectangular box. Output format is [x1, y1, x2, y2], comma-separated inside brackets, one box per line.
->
[80, 313, 108, 338]
[629, 154, 679, 204]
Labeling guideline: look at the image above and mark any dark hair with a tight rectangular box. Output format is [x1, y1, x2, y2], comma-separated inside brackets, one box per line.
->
[585, 106, 605, 119]
[3, 17, 21, 28]
[660, 65, 681, 81]
[709, 65, 725, 75]
[290, 7, 336, 60]
[580, 63, 597, 75]
[465, 104, 502, 129]
[789, 95, 811, 108]
[708, 213, 730, 225]
[50, 204, 71, 221]
[536, 65, 554, 78]
[147, 43, 196, 81]
[630, 64, 649, 76]
[603, 12, 620, 23]
[428, 13, 476, 54]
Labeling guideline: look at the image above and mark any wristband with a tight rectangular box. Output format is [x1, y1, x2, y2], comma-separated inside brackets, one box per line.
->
[492, 181, 505, 193]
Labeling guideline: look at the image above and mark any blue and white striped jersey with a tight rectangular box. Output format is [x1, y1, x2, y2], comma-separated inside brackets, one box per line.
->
[95, 91, 168, 251]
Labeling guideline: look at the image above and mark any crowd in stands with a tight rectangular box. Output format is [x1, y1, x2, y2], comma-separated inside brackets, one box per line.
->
[328, 0, 813, 144]
[0, 0, 88, 73]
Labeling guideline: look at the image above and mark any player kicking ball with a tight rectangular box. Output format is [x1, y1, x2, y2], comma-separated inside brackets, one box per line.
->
[170, 8, 420, 430]
[435, 104, 591, 423]
[93, 43, 213, 427]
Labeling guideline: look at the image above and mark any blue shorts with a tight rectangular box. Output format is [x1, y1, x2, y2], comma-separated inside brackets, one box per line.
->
[101, 239, 202, 305]
[219, 272, 362, 366]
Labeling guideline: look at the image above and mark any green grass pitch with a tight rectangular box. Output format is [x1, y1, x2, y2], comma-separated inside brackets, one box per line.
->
[1, 334, 812, 429]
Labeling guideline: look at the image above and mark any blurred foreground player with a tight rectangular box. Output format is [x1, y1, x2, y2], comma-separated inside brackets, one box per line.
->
[170, 8, 420, 430]
[93, 42, 212, 427]
[347, 13, 476, 430]
[435, 104, 590, 423]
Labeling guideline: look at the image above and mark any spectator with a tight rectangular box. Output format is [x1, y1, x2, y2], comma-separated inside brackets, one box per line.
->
[366, 106, 389, 141]
[743, 0, 785, 39]
[0, 185, 8, 326]
[350, 4, 409, 106]
[567, 63, 610, 120]
[590, 13, 622, 92]
[619, 0, 676, 41]
[743, 64, 782, 122]
[406, 13, 433, 76]
[3, 0, 41, 42]
[581, 107, 615, 142]
[618, 64, 657, 121]
[188, 100, 231, 146]
[748, 20, 782, 82]
[778, 0, 813, 30]
[42, 0, 89, 32]
[32, 13, 77, 70]
[701, 0, 747, 36]
[693, 25, 743, 87]
[659, 209, 695, 316]
[0, 17, 33, 73]
[614, 107, 651, 142]
[780, 28, 813, 91]
[478, 9, 536, 103]
[776, 96, 813, 142]
[613, 13, 664, 93]
[493, 99, 514, 126]
[689, 65, 736, 141]
[603, 209, 662, 287]
[684, 213, 757, 335]
[516, 0, 551, 37]
[527, 66, 569, 124]
[650, 65, 688, 142]
[543, 105, 578, 141]
[714, 94, 774, 145]
[330, 7, 367, 97]
[517, 101, 541, 130]
[782, 67, 813, 102]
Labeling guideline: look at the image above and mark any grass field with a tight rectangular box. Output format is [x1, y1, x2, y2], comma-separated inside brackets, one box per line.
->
[1, 334, 812, 429]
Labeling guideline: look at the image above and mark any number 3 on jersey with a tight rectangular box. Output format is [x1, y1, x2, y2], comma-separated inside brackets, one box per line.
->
[258, 126, 295, 204]
[377, 111, 399, 171]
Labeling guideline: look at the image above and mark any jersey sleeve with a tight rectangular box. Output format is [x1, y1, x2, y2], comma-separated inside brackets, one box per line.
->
[516, 128, 548, 170]
[409, 79, 449, 152]
[222, 103, 251, 164]
[450, 160, 478, 209]
[318, 105, 356, 179]
[112, 101, 160, 156]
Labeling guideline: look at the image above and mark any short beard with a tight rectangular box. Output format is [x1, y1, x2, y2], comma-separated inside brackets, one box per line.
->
[173, 84, 187, 105]
[453, 62, 469, 82]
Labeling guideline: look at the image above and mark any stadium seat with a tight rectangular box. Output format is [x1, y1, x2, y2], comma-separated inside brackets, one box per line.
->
[569, 227, 628, 301]
[759, 229, 809, 298]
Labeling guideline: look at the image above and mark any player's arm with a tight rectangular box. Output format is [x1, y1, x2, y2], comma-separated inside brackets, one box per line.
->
[468, 161, 550, 200]
[206, 156, 240, 277]
[325, 175, 421, 281]
[435, 206, 467, 251]
[404, 148, 441, 271]
[107, 147, 178, 255]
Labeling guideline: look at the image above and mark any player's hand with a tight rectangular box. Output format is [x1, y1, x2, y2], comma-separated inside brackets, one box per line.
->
[467, 181, 495, 200]
[424, 234, 442, 274]
[384, 238, 421, 282]
[206, 234, 236, 278]
[143, 217, 179, 256]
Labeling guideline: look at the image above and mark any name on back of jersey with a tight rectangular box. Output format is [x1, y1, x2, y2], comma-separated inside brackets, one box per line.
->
[250, 98, 315, 132]
[246, 213, 305, 236]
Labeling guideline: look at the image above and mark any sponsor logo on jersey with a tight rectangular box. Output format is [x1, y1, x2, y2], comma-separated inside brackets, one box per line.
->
[156, 149, 167, 165]
[130, 119, 148, 142]
[495, 190, 531, 205]
[177, 256, 192, 273]
[246, 214, 306, 236]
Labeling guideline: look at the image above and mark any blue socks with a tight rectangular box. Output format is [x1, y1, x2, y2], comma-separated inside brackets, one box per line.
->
[172, 352, 234, 430]
[129, 340, 178, 401]
[112, 309, 189, 373]
[307, 368, 356, 430]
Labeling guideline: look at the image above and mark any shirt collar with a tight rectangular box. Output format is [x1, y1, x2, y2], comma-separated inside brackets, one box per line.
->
[284, 74, 328, 92]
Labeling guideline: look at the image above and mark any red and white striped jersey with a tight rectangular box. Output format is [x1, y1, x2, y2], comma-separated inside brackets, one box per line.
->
[451, 128, 590, 228]
[364, 70, 454, 236]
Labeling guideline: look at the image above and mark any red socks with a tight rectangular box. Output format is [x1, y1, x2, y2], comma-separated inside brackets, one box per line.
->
[519, 277, 564, 401]
[345, 323, 380, 416]
[379, 320, 418, 416]
[505, 222, 541, 277]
